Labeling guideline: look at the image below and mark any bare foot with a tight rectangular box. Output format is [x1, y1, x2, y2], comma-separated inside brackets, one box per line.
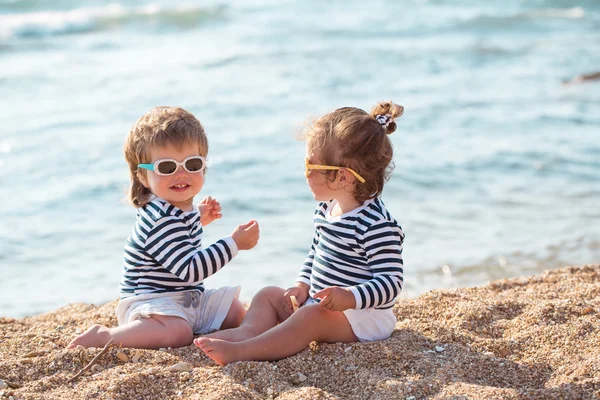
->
[203, 326, 257, 342]
[67, 324, 110, 349]
[194, 337, 239, 366]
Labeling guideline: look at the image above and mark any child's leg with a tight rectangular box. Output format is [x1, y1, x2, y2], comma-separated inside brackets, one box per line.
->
[219, 297, 246, 330]
[67, 315, 193, 349]
[196, 303, 357, 366]
[201, 286, 289, 342]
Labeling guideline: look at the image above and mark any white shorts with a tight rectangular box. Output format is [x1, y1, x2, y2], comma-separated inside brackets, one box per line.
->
[304, 297, 396, 342]
[115, 286, 240, 335]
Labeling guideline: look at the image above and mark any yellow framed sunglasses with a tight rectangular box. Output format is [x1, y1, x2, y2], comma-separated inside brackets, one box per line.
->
[304, 158, 366, 183]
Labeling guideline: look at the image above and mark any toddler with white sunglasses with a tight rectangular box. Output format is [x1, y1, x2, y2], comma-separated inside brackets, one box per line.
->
[195, 101, 404, 365]
[68, 106, 259, 349]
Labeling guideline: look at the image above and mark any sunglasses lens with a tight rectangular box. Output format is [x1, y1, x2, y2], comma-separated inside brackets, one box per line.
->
[185, 158, 204, 172]
[157, 160, 178, 175]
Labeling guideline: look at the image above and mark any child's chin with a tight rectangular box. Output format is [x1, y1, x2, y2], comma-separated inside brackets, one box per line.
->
[311, 193, 326, 201]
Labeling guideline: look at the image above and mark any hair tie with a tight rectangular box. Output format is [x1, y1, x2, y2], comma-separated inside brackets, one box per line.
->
[375, 114, 393, 129]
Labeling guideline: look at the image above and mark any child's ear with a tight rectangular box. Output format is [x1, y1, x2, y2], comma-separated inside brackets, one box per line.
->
[339, 169, 356, 184]
[138, 171, 150, 189]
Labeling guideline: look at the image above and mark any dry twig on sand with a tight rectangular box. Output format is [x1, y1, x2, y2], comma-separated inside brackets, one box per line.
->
[66, 339, 116, 384]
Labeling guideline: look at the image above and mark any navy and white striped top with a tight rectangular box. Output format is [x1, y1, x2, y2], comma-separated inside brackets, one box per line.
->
[120, 198, 238, 299]
[297, 198, 404, 310]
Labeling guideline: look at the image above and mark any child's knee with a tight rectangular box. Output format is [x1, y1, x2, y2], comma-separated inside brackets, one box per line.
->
[220, 299, 246, 329]
[160, 319, 193, 348]
[254, 286, 285, 301]
[297, 304, 328, 321]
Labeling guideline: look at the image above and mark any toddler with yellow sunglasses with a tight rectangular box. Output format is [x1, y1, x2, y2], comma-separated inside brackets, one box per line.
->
[68, 106, 259, 349]
[195, 101, 405, 365]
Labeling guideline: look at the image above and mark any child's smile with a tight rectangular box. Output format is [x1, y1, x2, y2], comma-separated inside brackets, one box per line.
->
[171, 183, 191, 192]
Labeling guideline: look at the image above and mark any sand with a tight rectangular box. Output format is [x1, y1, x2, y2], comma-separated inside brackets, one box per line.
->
[1, 264, 599, 399]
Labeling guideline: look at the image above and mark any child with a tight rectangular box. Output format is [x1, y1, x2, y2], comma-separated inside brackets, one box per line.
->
[195, 101, 405, 365]
[68, 106, 259, 349]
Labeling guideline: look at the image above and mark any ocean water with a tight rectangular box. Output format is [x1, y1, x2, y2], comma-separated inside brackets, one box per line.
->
[1, 0, 599, 318]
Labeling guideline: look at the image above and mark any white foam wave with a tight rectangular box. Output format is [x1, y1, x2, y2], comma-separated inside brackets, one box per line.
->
[529, 7, 585, 19]
[463, 6, 586, 29]
[0, 3, 122, 39]
[0, 2, 218, 40]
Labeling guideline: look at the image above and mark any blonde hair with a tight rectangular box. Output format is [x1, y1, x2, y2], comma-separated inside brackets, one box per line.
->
[305, 101, 404, 203]
[124, 106, 208, 207]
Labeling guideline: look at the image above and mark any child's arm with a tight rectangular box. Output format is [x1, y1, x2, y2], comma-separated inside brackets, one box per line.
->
[282, 229, 319, 314]
[348, 219, 404, 309]
[296, 229, 319, 286]
[145, 217, 259, 285]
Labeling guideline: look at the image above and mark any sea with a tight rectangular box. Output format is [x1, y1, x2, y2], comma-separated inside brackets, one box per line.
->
[1, 0, 599, 318]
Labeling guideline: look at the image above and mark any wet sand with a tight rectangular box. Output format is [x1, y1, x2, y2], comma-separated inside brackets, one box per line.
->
[1, 264, 599, 399]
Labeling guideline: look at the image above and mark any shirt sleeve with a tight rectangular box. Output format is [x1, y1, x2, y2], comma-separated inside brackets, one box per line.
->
[144, 215, 238, 285]
[296, 228, 319, 286]
[348, 219, 404, 309]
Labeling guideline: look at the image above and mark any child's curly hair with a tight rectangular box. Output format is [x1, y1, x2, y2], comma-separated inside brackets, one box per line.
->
[305, 101, 404, 203]
[124, 106, 208, 207]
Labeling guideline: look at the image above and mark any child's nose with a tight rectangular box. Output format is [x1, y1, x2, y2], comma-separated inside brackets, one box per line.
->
[174, 164, 187, 176]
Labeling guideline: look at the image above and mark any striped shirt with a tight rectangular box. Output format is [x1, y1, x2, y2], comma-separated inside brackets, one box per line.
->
[120, 198, 238, 299]
[297, 198, 404, 310]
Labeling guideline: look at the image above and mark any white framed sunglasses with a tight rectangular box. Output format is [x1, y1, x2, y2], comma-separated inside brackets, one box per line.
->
[138, 155, 206, 176]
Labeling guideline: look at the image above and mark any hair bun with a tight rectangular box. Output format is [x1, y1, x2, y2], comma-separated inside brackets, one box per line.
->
[371, 101, 404, 134]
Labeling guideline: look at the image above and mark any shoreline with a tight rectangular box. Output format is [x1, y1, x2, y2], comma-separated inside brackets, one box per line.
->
[1, 264, 599, 399]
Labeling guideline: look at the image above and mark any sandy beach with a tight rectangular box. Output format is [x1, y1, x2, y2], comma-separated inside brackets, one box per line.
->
[1, 264, 598, 400]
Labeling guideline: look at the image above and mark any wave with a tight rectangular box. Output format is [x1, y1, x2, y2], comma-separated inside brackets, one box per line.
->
[460, 7, 585, 29]
[0, 2, 226, 40]
[528, 7, 585, 19]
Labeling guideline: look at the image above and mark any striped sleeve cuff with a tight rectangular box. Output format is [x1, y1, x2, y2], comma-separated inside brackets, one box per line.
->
[296, 275, 311, 286]
[221, 236, 239, 259]
[348, 286, 364, 309]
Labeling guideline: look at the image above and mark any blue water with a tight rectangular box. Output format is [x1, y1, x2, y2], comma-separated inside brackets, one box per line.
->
[1, 0, 599, 318]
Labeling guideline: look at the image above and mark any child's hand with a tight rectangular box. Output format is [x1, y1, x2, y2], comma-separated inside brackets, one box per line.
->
[231, 220, 260, 250]
[313, 286, 356, 312]
[283, 283, 309, 315]
[198, 196, 222, 226]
